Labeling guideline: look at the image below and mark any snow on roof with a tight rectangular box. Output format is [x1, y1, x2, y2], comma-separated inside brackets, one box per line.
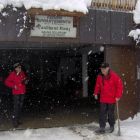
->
[0, 0, 92, 14]
[129, 0, 140, 44]
[129, 29, 140, 44]
[134, 0, 140, 24]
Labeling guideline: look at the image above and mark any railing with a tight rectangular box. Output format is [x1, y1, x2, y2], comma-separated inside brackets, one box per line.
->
[91, 0, 137, 11]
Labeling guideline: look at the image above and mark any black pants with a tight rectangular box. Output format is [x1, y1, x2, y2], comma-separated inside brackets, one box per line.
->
[12, 94, 25, 124]
[99, 103, 115, 128]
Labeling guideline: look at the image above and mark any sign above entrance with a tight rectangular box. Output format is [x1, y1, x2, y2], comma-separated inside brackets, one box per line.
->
[30, 15, 77, 38]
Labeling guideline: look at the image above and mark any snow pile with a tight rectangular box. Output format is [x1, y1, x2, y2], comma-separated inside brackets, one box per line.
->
[0, 113, 140, 140]
[129, 0, 140, 43]
[0, 0, 92, 14]
[0, 128, 82, 140]
[129, 29, 140, 44]
[133, 0, 140, 24]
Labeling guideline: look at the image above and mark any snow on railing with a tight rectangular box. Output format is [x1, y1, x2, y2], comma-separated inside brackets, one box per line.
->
[91, 0, 137, 11]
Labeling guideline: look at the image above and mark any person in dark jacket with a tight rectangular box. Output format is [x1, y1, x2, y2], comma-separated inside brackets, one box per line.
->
[5, 63, 28, 128]
[94, 62, 123, 134]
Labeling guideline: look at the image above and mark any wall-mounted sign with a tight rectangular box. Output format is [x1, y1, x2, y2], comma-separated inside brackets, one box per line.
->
[30, 15, 77, 38]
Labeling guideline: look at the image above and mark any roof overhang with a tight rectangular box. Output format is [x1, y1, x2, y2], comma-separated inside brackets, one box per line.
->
[27, 8, 86, 17]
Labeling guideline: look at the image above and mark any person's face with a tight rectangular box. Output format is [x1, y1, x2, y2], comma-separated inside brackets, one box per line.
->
[15, 66, 21, 73]
[101, 67, 110, 76]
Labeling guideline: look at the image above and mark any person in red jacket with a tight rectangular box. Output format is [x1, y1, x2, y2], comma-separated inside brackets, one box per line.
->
[94, 62, 123, 134]
[5, 62, 28, 128]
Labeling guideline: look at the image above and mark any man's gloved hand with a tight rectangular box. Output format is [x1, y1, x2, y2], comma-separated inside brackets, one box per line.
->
[94, 95, 98, 100]
[116, 98, 120, 102]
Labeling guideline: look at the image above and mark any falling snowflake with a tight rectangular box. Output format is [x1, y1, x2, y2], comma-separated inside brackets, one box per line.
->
[100, 46, 104, 52]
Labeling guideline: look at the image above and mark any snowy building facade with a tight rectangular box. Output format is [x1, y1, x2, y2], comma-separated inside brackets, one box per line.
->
[0, 0, 138, 124]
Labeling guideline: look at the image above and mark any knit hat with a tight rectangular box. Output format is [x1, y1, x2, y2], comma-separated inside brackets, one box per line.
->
[13, 62, 21, 69]
[100, 62, 109, 68]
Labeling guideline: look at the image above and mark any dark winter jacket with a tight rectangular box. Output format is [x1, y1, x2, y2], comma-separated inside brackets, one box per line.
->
[94, 70, 123, 103]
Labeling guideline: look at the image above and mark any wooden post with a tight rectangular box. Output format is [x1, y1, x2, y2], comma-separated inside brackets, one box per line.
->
[82, 53, 88, 97]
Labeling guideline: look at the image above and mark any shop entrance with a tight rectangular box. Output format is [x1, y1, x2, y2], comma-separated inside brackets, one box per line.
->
[88, 52, 104, 97]
[0, 48, 104, 129]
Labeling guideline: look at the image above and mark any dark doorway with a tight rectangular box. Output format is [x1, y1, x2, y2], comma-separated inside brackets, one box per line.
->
[0, 49, 82, 110]
[0, 49, 104, 130]
[24, 50, 83, 113]
[88, 52, 104, 105]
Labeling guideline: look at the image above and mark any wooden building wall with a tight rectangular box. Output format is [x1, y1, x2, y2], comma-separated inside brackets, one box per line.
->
[136, 48, 140, 111]
[0, 7, 135, 46]
[105, 46, 139, 120]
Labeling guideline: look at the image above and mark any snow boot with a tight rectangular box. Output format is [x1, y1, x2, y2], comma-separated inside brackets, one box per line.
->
[95, 127, 105, 134]
[108, 126, 114, 133]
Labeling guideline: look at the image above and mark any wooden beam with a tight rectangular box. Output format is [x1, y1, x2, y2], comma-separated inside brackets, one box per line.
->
[27, 8, 86, 17]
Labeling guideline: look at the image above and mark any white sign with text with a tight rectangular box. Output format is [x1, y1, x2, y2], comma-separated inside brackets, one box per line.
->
[31, 15, 77, 38]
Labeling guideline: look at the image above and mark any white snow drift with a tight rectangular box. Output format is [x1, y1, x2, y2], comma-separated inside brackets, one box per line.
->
[0, 0, 92, 14]
[0, 113, 140, 140]
[129, 29, 140, 44]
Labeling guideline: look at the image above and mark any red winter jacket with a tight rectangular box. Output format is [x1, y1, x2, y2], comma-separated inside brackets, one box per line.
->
[94, 70, 123, 104]
[5, 71, 27, 95]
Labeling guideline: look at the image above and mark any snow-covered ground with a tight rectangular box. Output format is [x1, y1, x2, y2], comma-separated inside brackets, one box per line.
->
[0, 113, 140, 140]
[0, 0, 91, 13]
